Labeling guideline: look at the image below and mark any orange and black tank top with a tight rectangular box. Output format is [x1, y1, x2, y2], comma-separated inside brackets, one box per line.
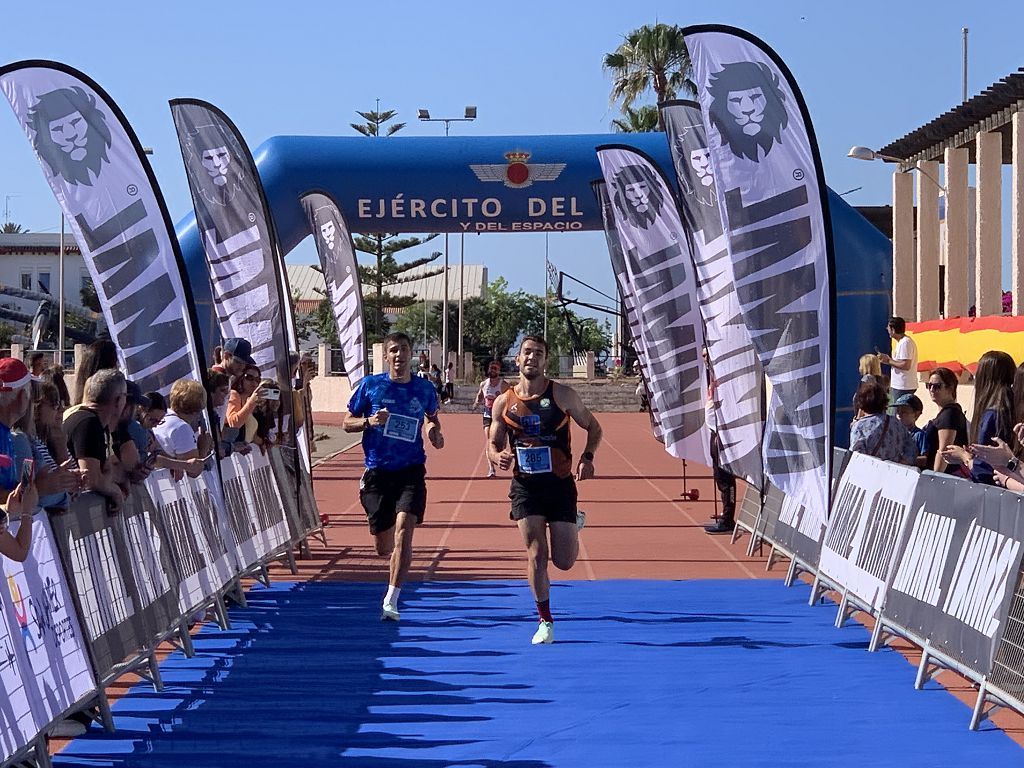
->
[501, 380, 572, 479]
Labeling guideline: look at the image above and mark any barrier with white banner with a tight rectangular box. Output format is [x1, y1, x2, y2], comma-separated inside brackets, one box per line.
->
[815, 452, 919, 624]
[144, 469, 237, 615]
[219, 450, 291, 569]
[0, 513, 96, 760]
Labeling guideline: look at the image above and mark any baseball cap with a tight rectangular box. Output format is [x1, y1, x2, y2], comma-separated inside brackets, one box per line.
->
[125, 380, 150, 409]
[0, 358, 32, 392]
[894, 393, 923, 412]
[223, 337, 256, 366]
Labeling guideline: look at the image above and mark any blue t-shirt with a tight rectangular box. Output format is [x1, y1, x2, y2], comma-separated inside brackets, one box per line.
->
[347, 373, 439, 470]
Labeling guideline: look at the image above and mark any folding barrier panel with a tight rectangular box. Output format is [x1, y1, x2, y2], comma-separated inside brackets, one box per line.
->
[219, 451, 291, 571]
[144, 469, 236, 615]
[0, 514, 96, 754]
[816, 453, 920, 625]
[48, 494, 155, 684]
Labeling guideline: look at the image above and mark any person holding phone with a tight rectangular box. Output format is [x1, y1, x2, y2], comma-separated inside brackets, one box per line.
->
[225, 364, 269, 445]
[344, 332, 444, 622]
[0, 468, 38, 562]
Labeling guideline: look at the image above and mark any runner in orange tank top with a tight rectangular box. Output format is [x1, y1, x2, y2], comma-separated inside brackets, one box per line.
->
[488, 335, 602, 645]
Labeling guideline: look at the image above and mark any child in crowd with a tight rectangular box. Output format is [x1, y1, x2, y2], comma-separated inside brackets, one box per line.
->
[894, 393, 926, 468]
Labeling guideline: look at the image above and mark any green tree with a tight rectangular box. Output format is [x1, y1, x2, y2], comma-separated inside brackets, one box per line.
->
[604, 23, 694, 129]
[351, 107, 406, 137]
[80, 277, 101, 313]
[611, 104, 660, 133]
[0, 321, 15, 347]
[350, 105, 442, 344]
[1, 222, 27, 234]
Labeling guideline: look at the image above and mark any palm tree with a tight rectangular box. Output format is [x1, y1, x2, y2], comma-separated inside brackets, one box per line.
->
[604, 23, 695, 128]
[1, 222, 27, 233]
[611, 105, 660, 133]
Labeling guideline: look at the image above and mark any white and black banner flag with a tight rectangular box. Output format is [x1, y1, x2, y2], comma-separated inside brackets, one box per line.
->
[593, 181, 663, 444]
[817, 453, 919, 613]
[596, 146, 710, 464]
[684, 26, 835, 514]
[170, 99, 295, 388]
[661, 100, 764, 487]
[0, 62, 207, 395]
[300, 192, 366, 385]
[884, 473, 1024, 675]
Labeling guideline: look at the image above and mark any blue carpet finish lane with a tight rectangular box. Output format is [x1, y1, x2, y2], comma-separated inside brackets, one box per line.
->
[55, 580, 1022, 767]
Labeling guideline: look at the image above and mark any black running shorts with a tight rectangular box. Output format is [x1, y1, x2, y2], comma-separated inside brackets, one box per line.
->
[508, 474, 578, 524]
[359, 464, 427, 534]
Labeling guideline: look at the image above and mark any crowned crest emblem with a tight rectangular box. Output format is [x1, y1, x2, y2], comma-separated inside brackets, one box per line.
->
[470, 151, 565, 189]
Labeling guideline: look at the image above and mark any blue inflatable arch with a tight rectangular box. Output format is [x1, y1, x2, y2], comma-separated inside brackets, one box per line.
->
[176, 132, 891, 446]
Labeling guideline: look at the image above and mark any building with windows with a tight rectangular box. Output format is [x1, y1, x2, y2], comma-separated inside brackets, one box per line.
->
[0, 232, 92, 324]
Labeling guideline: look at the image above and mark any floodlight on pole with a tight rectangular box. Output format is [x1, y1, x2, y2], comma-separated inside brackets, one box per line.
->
[419, 106, 479, 374]
[847, 145, 946, 193]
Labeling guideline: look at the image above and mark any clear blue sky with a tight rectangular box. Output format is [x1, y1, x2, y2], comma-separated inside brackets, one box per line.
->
[2, 1, 1022, 318]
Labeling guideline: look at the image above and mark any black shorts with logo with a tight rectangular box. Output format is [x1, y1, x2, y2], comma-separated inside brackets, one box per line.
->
[509, 473, 578, 524]
[359, 463, 427, 534]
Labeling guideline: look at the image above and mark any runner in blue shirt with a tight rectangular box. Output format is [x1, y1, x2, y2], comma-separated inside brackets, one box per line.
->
[344, 332, 444, 621]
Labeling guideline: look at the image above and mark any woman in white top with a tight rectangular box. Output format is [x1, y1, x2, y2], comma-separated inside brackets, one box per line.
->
[153, 380, 211, 480]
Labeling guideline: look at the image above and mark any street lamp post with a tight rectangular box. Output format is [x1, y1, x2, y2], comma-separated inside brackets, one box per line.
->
[418, 107, 477, 376]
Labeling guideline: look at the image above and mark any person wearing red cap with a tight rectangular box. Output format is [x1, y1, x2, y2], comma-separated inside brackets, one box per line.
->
[0, 358, 35, 498]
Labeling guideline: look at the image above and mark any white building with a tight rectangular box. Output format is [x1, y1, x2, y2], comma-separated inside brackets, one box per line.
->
[0, 232, 90, 318]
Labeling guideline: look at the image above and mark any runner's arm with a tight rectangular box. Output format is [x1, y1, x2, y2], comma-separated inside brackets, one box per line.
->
[424, 410, 444, 449]
[488, 392, 512, 468]
[472, 383, 484, 408]
[556, 384, 602, 479]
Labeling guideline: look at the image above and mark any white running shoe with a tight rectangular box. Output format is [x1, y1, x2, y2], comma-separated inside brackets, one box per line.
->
[381, 602, 400, 622]
[487, 466, 496, 478]
[576, 509, 586, 531]
[531, 620, 554, 645]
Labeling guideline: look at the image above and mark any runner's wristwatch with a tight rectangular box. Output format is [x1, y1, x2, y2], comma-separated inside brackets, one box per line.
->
[1008, 457, 1020, 472]
[581, 451, 595, 462]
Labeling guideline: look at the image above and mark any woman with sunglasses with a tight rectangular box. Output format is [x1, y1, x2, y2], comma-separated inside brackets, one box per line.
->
[922, 367, 969, 473]
[225, 364, 268, 443]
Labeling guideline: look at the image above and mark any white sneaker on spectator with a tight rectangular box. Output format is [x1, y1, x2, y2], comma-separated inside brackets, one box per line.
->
[381, 602, 400, 622]
[49, 719, 87, 738]
[576, 509, 586, 531]
[532, 620, 554, 645]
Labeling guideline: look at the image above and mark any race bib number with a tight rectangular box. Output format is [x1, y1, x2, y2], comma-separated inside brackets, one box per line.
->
[516, 446, 552, 474]
[383, 413, 420, 443]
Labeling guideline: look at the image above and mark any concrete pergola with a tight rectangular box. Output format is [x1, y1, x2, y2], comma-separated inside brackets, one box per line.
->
[879, 68, 1024, 320]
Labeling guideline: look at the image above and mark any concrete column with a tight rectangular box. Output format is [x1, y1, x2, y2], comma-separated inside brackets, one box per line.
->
[461, 351, 473, 383]
[976, 130, 1003, 316]
[892, 172, 916, 319]
[944, 148, 970, 318]
[10, 343, 24, 362]
[371, 342, 384, 375]
[1013, 112, 1024, 315]
[915, 160, 941, 321]
[317, 343, 329, 378]
[73, 343, 86, 374]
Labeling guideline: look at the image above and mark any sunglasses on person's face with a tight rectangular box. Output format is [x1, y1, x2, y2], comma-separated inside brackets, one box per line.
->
[925, 382, 945, 391]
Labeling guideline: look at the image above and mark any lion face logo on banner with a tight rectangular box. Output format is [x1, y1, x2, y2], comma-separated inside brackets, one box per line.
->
[611, 164, 663, 229]
[182, 123, 244, 208]
[674, 131, 717, 210]
[320, 219, 337, 250]
[28, 86, 112, 187]
[708, 61, 788, 162]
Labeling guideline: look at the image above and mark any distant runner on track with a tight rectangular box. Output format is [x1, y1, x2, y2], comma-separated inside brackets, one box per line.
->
[344, 332, 445, 622]
[472, 360, 510, 478]
[488, 336, 602, 645]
